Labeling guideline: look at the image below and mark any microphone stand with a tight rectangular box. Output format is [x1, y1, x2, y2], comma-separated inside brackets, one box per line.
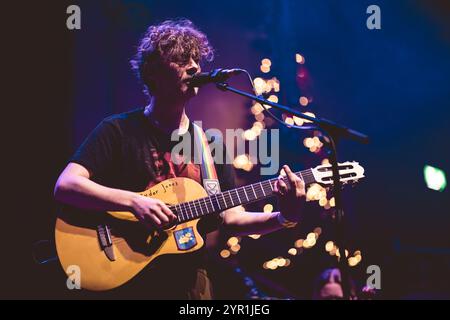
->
[215, 82, 369, 300]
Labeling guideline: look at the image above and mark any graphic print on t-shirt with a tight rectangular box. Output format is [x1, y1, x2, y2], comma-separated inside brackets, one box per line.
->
[145, 148, 200, 189]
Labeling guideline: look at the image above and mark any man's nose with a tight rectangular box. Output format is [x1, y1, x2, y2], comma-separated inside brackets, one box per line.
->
[186, 59, 200, 76]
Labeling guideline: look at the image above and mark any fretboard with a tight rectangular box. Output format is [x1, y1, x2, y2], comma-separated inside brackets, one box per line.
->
[170, 169, 316, 223]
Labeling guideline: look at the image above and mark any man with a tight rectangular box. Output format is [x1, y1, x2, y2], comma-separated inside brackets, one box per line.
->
[54, 19, 306, 299]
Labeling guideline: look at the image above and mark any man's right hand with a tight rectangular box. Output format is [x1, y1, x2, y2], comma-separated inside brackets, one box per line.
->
[130, 195, 177, 229]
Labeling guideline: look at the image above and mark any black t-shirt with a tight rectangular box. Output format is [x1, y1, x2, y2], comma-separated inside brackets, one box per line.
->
[69, 108, 236, 299]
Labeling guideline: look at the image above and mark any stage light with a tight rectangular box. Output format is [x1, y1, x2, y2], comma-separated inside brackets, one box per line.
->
[424, 165, 447, 191]
[288, 248, 297, 256]
[325, 241, 334, 252]
[355, 254, 362, 263]
[295, 239, 304, 248]
[233, 154, 248, 168]
[304, 137, 314, 148]
[348, 257, 358, 267]
[243, 129, 257, 141]
[285, 117, 294, 126]
[254, 77, 265, 95]
[299, 96, 309, 106]
[255, 112, 265, 122]
[336, 249, 349, 258]
[263, 204, 273, 213]
[329, 197, 335, 207]
[322, 158, 330, 165]
[303, 112, 316, 123]
[319, 198, 327, 207]
[227, 237, 239, 247]
[249, 234, 261, 239]
[295, 53, 305, 64]
[312, 137, 321, 147]
[268, 95, 278, 103]
[314, 227, 322, 236]
[251, 104, 264, 115]
[253, 121, 264, 130]
[230, 244, 241, 253]
[273, 82, 280, 92]
[293, 116, 304, 126]
[305, 238, 316, 248]
[242, 161, 254, 172]
[277, 258, 286, 267]
[260, 65, 270, 73]
[307, 232, 316, 240]
[261, 58, 272, 67]
[267, 260, 277, 270]
[220, 249, 231, 258]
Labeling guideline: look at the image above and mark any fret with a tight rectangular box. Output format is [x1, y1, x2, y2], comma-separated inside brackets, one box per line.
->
[260, 182, 266, 197]
[250, 184, 257, 199]
[208, 196, 215, 212]
[173, 169, 316, 223]
[235, 189, 242, 204]
[198, 199, 207, 216]
[214, 194, 222, 210]
[175, 204, 184, 221]
[219, 193, 226, 210]
[187, 201, 194, 218]
[243, 187, 249, 201]
[193, 200, 200, 217]
[202, 199, 209, 215]
[228, 191, 235, 206]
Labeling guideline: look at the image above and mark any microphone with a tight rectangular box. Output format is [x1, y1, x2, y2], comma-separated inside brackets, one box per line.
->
[186, 68, 245, 87]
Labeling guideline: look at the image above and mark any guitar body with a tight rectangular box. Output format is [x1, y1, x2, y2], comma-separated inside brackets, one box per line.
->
[55, 177, 208, 291]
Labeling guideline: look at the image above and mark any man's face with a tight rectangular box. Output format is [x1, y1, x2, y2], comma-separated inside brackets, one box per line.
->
[154, 56, 201, 99]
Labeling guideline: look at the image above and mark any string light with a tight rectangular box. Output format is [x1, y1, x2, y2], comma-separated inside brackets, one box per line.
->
[299, 96, 309, 106]
[294, 239, 304, 248]
[293, 116, 304, 126]
[263, 204, 273, 213]
[230, 244, 241, 254]
[268, 95, 278, 103]
[303, 112, 316, 123]
[260, 65, 270, 73]
[295, 53, 305, 64]
[227, 237, 239, 247]
[220, 249, 231, 258]
[325, 241, 334, 252]
[261, 58, 272, 67]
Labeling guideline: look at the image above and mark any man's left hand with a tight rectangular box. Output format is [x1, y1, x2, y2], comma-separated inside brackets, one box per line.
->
[273, 165, 306, 223]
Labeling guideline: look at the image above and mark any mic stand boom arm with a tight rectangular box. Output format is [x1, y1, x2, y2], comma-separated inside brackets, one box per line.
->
[215, 82, 369, 300]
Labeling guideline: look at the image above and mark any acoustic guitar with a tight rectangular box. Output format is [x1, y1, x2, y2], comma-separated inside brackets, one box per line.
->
[55, 161, 364, 291]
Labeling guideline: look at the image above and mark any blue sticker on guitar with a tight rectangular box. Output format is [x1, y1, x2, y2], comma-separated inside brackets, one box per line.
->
[174, 227, 197, 250]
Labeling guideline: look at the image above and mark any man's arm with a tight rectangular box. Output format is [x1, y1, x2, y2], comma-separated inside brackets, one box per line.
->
[54, 162, 176, 228]
[222, 206, 285, 236]
[222, 165, 306, 236]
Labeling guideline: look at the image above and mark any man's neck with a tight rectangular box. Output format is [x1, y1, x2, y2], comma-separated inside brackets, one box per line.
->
[144, 96, 190, 135]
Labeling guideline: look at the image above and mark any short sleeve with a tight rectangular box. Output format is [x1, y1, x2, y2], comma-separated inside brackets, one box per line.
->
[70, 120, 121, 179]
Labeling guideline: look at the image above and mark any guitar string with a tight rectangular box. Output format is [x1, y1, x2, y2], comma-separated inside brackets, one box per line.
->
[101, 168, 355, 245]
[173, 172, 316, 222]
[108, 173, 318, 245]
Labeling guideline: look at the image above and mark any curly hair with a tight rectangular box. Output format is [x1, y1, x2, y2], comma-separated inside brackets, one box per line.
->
[130, 19, 214, 97]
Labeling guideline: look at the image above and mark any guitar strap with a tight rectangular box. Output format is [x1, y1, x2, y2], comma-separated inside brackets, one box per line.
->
[192, 123, 222, 196]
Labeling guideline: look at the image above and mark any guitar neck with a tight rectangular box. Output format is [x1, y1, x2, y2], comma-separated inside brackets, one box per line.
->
[171, 169, 317, 223]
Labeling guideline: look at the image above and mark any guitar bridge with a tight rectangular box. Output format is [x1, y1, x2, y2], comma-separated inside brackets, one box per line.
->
[97, 224, 116, 261]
